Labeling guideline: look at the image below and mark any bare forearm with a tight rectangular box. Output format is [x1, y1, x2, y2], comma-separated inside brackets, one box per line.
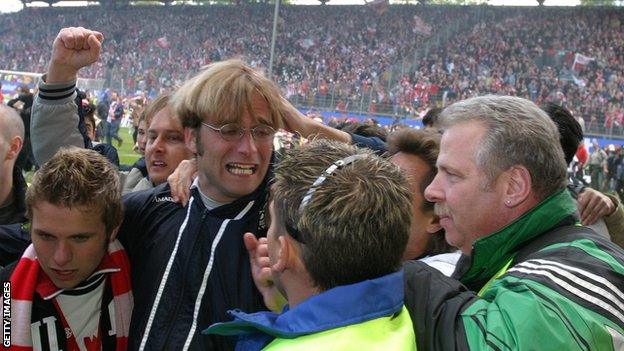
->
[47, 62, 79, 84]
[303, 122, 352, 143]
[281, 98, 351, 143]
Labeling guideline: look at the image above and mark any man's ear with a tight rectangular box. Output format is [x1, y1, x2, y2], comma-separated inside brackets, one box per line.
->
[184, 127, 198, 155]
[271, 235, 290, 273]
[108, 226, 120, 242]
[504, 166, 532, 207]
[426, 212, 442, 234]
[5, 136, 23, 161]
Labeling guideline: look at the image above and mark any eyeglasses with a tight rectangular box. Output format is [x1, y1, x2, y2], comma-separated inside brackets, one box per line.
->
[201, 122, 276, 142]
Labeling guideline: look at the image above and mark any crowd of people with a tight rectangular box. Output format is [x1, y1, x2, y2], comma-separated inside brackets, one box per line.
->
[1, 5, 624, 136]
[1, 5, 624, 350]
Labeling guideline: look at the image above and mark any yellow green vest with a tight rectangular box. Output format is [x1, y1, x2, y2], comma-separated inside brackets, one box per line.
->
[263, 306, 416, 350]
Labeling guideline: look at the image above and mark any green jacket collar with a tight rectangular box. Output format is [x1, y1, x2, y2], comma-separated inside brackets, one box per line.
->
[458, 188, 578, 288]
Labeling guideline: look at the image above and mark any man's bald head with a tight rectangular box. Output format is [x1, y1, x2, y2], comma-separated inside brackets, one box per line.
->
[0, 104, 25, 206]
[0, 105, 25, 149]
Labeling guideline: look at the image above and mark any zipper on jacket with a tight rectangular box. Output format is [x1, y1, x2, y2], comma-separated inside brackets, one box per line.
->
[161, 209, 209, 350]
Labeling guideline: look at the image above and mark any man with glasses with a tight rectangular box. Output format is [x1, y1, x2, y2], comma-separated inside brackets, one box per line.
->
[30, 27, 351, 350]
[204, 139, 416, 350]
[119, 60, 286, 351]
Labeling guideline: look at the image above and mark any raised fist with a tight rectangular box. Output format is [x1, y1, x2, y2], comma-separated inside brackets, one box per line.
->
[47, 27, 104, 83]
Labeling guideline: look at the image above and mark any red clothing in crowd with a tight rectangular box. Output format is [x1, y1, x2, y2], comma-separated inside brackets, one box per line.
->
[576, 144, 589, 165]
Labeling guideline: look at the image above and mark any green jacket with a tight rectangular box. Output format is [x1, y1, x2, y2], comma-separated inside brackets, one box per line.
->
[404, 189, 624, 350]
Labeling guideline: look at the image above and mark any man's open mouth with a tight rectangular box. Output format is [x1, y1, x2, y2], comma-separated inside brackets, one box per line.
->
[226, 163, 257, 175]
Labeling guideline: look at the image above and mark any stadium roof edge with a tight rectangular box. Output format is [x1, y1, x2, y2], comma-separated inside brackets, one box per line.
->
[20, 0, 173, 5]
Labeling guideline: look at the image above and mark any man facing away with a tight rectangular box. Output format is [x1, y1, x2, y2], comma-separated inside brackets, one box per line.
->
[0, 148, 132, 350]
[0, 104, 25, 225]
[30, 27, 354, 350]
[403, 95, 624, 350]
[205, 139, 416, 350]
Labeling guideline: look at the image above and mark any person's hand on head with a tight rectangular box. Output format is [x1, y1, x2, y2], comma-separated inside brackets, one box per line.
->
[48, 27, 104, 83]
[280, 96, 351, 143]
[280, 96, 311, 136]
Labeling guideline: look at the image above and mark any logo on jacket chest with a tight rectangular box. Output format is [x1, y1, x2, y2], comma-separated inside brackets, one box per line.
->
[154, 196, 174, 203]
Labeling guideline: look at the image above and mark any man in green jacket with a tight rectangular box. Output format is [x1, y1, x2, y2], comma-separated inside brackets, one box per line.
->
[404, 95, 624, 350]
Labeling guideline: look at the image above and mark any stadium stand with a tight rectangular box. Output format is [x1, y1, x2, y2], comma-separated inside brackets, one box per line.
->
[1, 4, 623, 137]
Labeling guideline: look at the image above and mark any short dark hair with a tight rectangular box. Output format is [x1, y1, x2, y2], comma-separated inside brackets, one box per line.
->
[388, 128, 439, 211]
[422, 107, 442, 128]
[387, 128, 453, 256]
[542, 103, 583, 164]
[334, 121, 388, 141]
[273, 139, 412, 291]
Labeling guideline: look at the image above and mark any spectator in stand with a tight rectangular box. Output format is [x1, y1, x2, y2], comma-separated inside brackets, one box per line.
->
[4, 5, 622, 132]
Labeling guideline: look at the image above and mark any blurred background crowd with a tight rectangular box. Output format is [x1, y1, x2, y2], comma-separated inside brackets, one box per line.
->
[1, 4, 624, 137]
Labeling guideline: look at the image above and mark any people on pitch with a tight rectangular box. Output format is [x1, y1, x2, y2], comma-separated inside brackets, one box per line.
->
[31, 28, 192, 194]
[402, 95, 624, 350]
[0, 148, 132, 350]
[205, 139, 416, 350]
[30, 27, 354, 350]
[542, 102, 624, 244]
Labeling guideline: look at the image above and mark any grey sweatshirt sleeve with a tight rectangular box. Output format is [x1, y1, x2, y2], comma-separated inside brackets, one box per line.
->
[30, 76, 84, 166]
